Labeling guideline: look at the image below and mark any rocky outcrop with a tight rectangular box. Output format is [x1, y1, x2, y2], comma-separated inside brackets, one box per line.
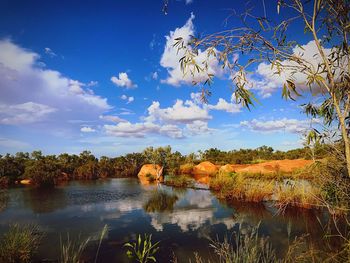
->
[219, 164, 235, 174]
[192, 161, 218, 177]
[138, 164, 164, 185]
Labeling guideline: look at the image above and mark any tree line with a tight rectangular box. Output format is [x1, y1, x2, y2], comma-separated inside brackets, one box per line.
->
[0, 144, 329, 187]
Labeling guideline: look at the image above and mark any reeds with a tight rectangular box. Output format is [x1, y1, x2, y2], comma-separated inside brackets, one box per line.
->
[210, 173, 320, 208]
[59, 224, 108, 263]
[0, 224, 42, 263]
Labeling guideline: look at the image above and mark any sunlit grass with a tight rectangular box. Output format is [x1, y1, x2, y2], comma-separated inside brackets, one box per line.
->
[165, 175, 195, 188]
[210, 172, 320, 208]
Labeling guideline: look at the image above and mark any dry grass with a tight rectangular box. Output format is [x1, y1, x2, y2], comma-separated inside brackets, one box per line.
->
[210, 174, 275, 202]
[165, 175, 195, 188]
[210, 172, 321, 208]
[275, 183, 321, 209]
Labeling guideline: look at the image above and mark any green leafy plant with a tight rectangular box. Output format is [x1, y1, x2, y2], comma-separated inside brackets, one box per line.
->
[124, 234, 160, 263]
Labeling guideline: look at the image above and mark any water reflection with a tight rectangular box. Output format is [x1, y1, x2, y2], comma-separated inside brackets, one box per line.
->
[143, 191, 178, 213]
[0, 190, 8, 212]
[0, 178, 344, 262]
[21, 187, 67, 213]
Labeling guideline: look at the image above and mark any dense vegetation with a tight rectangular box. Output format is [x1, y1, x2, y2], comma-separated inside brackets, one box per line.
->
[0, 144, 330, 187]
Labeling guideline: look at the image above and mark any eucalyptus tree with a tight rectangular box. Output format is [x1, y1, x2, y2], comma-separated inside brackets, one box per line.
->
[173, 0, 350, 175]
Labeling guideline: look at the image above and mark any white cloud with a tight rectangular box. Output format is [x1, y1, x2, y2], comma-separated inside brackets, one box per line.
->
[103, 92, 243, 139]
[0, 102, 56, 125]
[127, 96, 134, 103]
[152, 71, 158, 80]
[185, 0, 193, 4]
[111, 72, 137, 89]
[99, 115, 127, 123]
[207, 98, 242, 113]
[240, 118, 315, 134]
[0, 39, 111, 132]
[186, 120, 211, 135]
[160, 13, 224, 86]
[104, 121, 183, 139]
[80, 126, 96, 133]
[87, 80, 98, 87]
[147, 99, 211, 124]
[121, 95, 134, 104]
[250, 40, 333, 98]
[44, 47, 57, 57]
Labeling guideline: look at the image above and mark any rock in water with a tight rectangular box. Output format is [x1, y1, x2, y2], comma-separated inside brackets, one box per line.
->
[138, 164, 164, 184]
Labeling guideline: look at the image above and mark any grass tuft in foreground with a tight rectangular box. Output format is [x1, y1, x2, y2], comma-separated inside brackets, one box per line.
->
[0, 224, 42, 263]
[124, 233, 160, 263]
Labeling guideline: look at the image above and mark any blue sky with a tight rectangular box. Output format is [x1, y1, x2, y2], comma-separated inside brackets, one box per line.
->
[0, 0, 321, 156]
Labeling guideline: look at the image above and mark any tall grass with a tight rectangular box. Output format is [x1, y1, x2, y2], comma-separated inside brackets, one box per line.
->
[59, 224, 108, 263]
[210, 172, 321, 208]
[208, 225, 278, 263]
[210, 174, 274, 202]
[0, 224, 42, 263]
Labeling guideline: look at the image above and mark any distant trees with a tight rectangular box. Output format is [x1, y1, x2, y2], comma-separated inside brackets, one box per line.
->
[0, 144, 330, 188]
[24, 155, 61, 187]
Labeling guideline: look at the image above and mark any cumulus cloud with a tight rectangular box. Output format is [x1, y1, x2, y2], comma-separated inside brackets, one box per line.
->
[240, 118, 316, 134]
[186, 120, 211, 135]
[207, 98, 242, 113]
[250, 40, 332, 98]
[146, 99, 211, 124]
[111, 72, 137, 89]
[104, 121, 183, 139]
[44, 47, 57, 57]
[103, 92, 240, 139]
[0, 39, 111, 132]
[160, 13, 224, 86]
[80, 126, 96, 133]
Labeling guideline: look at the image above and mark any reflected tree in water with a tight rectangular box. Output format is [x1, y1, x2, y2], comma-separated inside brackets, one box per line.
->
[143, 191, 178, 213]
[0, 190, 8, 212]
[22, 188, 67, 214]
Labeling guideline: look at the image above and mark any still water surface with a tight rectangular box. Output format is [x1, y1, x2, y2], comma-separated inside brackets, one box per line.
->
[0, 178, 334, 262]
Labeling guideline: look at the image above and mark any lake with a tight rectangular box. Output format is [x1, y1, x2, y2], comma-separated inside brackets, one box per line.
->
[0, 178, 339, 262]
